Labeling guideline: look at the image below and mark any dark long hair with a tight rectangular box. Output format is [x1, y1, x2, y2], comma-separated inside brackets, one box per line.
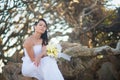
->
[34, 18, 48, 46]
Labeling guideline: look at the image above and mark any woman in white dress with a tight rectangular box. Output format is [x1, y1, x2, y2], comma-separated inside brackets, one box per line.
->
[21, 18, 64, 80]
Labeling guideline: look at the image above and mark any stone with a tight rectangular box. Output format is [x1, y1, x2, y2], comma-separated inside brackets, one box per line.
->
[2, 41, 120, 80]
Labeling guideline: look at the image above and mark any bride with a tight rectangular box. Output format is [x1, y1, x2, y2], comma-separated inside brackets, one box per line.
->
[21, 18, 64, 80]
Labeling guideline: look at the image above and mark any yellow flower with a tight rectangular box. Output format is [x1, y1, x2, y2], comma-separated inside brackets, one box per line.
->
[47, 44, 58, 58]
[96, 55, 103, 59]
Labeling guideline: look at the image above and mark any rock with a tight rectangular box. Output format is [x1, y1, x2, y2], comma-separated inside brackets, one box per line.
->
[61, 42, 94, 57]
[2, 41, 120, 80]
[2, 62, 37, 80]
[97, 62, 117, 80]
[0, 73, 6, 80]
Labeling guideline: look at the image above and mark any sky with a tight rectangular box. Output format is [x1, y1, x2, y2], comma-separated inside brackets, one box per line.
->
[107, 0, 120, 9]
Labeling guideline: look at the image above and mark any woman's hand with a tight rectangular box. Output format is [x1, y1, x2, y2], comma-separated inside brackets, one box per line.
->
[34, 45, 47, 67]
[34, 55, 42, 67]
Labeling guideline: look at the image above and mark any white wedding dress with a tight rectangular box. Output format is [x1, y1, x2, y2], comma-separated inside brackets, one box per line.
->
[21, 45, 64, 80]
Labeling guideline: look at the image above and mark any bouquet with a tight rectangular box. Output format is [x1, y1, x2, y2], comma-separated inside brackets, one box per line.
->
[47, 43, 61, 59]
[47, 42, 71, 61]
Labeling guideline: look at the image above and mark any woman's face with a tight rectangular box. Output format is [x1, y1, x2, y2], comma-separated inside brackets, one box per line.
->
[35, 20, 47, 34]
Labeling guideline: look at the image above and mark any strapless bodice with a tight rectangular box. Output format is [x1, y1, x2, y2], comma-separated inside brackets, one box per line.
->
[23, 45, 42, 61]
[32, 45, 42, 56]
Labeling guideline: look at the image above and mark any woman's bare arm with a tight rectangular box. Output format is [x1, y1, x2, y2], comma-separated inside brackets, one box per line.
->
[23, 38, 35, 62]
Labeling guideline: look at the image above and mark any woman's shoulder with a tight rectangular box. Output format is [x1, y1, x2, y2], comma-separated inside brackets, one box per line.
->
[23, 36, 33, 47]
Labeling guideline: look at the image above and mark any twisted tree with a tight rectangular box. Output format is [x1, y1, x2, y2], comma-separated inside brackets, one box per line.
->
[0, 0, 119, 67]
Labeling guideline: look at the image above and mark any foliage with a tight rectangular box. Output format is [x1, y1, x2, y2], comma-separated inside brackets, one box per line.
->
[0, 0, 71, 63]
[92, 8, 120, 47]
